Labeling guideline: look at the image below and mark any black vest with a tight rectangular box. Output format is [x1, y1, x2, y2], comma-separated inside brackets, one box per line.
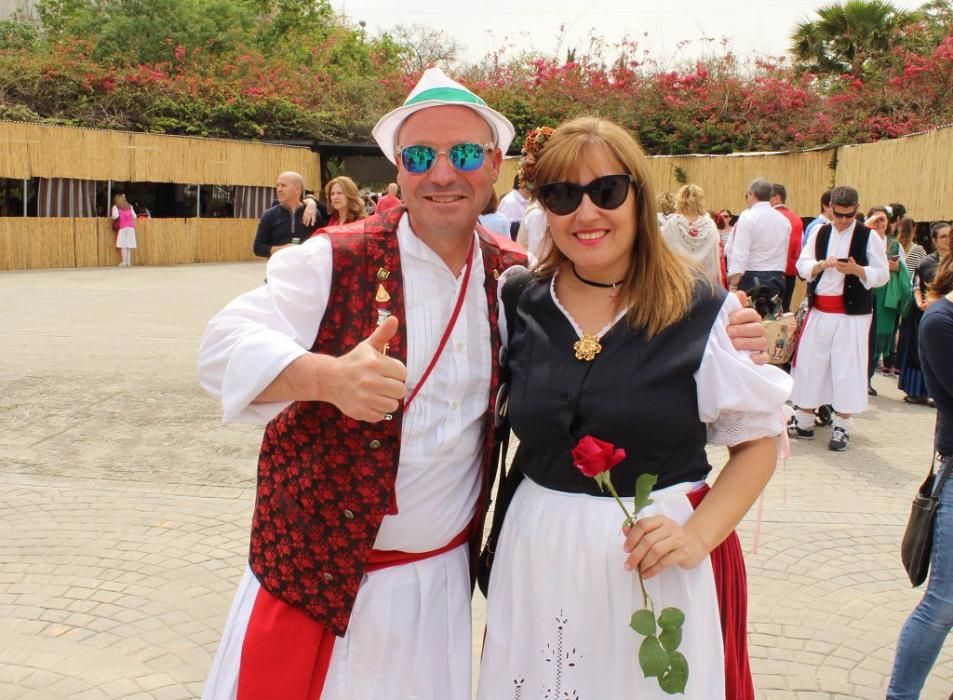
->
[807, 223, 874, 315]
[506, 277, 725, 497]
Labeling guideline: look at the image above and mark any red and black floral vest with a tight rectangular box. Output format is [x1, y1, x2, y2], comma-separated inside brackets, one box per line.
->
[249, 206, 527, 636]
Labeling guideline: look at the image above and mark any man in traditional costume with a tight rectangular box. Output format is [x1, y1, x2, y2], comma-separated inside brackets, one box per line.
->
[788, 186, 889, 451]
[196, 68, 768, 700]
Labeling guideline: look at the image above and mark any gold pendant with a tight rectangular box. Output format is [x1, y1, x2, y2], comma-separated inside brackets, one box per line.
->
[573, 334, 602, 362]
[375, 284, 391, 303]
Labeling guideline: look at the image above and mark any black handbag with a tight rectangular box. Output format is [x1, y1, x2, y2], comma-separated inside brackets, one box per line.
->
[476, 268, 532, 598]
[901, 451, 953, 587]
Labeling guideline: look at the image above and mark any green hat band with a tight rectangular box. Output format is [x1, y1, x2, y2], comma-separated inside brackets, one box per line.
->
[404, 86, 487, 108]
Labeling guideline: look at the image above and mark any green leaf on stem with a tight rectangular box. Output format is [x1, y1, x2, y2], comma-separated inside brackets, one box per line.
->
[658, 651, 689, 694]
[634, 473, 657, 514]
[638, 636, 668, 677]
[659, 625, 682, 652]
[658, 606, 685, 630]
[630, 608, 656, 636]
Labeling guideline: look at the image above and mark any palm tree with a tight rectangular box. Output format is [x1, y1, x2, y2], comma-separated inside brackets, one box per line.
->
[791, 0, 918, 76]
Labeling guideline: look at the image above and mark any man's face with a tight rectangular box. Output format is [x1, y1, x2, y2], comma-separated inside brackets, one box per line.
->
[275, 175, 300, 206]
[831, 204, 858, 233]
[396, 105, 501, 241]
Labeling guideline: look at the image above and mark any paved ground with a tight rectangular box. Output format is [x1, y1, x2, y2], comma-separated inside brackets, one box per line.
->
[0, 261, 950, 699]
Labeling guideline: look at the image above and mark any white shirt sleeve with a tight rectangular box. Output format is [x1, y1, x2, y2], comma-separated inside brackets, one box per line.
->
[796, 226, 821, 280]
[862, 229, 891, 290]
[197, 235, 334, 423]
[695, 294, 794, 446]
[111, 206, 119, 219]
[727, 213, 751, 277]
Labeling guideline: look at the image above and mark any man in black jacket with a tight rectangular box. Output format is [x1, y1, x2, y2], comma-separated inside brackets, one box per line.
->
[253, 172, 324, 258]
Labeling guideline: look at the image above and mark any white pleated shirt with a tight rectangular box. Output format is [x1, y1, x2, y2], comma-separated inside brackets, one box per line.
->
[198, 214, 493, 553]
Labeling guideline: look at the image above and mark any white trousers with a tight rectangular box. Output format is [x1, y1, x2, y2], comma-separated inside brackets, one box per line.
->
[203, 545, 472, 700]
[791, 309, 871, 414]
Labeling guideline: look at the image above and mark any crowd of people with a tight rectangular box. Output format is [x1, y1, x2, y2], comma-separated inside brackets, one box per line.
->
[195, 67, 951, 699]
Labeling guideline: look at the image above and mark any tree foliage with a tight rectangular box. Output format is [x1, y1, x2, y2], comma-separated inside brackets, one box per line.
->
[791, 0, 918, 76]
[0, 0, 951, 152]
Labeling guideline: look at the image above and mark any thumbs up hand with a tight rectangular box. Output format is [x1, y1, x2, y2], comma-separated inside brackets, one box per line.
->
[328, 315, 407, 422]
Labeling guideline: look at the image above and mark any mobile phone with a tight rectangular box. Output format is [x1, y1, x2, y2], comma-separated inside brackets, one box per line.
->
[836, 257, 850, 262]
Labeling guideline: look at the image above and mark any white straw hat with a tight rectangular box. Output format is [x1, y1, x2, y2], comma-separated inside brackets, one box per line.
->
[372, 67, 515, 165]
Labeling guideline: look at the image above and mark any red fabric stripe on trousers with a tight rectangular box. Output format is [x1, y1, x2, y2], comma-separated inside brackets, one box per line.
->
[236, 526, 471, 700]
[687, 485, 755, 700]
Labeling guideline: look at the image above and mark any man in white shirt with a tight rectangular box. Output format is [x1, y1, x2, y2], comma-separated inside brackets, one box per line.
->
[197, 69, 771, 700]
[497, 175, 530, 238]
[728, 178, 792, 310]
[788, 186, 889, 452]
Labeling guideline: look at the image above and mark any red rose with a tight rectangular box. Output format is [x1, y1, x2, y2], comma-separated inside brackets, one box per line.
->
[572, 435, 626, 478]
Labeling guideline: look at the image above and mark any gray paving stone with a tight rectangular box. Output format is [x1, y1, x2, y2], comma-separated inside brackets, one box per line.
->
[2, 263, 952, 699]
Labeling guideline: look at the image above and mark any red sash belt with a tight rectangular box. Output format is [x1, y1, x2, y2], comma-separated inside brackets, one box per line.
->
[814, 294, 846, 313]
[237, 526, 471, 700]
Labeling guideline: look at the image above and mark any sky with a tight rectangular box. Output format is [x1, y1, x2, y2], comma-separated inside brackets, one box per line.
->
[334, 0, 927, 66]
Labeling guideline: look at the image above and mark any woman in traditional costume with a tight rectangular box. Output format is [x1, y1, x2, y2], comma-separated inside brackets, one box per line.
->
[661, 184, 723, 286]
[479, 117, 791, 700]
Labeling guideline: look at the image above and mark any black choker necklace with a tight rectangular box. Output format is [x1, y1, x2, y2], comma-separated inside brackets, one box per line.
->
[571, 263, 624, 290]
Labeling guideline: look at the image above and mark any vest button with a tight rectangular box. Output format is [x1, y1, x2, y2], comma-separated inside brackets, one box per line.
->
[323, 572, 334, 582]
[343, 509, 355, 519]
[369, 439, 382, 450]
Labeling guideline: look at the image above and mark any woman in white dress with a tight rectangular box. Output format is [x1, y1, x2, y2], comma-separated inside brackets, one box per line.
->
[111, 193, 137, 267]
[479, 117, 791, 700]
[661, 184, 723, 286]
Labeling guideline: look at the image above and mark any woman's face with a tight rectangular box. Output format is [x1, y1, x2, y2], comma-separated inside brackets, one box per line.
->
[869, 213, 888, 236]
[936, 226, 951, 256]
[329, 184, 347, 213]
[543, 147, 636, 281]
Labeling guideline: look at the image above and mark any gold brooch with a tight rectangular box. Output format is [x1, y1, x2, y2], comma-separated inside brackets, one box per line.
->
[573, 334, 603, 362]
[375, 284, 391, 303]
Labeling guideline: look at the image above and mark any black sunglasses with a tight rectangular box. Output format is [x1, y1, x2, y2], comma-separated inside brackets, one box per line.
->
[538, 174, 634, 216]
[832, 209, 858, 220]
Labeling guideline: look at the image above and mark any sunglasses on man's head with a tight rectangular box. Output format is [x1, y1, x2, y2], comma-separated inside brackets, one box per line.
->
[396, 143, 493, 174]
[538, 174, 634, 216]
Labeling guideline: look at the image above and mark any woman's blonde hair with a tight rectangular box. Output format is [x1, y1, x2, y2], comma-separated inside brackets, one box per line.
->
[534, 117, 696, 338]
[675, 184, 706, 217]
[656, 191, 675, 215]
[325, 176, 365, 223]
[112, 193, 131, 210]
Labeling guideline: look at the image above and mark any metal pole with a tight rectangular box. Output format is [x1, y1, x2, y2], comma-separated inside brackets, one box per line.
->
[107, 180, 112, 216]
[23, 178, 27, 217]
[196, 184, 201, 219]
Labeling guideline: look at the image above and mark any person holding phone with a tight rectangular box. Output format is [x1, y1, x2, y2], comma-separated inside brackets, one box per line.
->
[788, 187, 890, 451]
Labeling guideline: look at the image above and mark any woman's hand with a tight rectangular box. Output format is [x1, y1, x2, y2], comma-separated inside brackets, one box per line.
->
[622, 515, 708, 579]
